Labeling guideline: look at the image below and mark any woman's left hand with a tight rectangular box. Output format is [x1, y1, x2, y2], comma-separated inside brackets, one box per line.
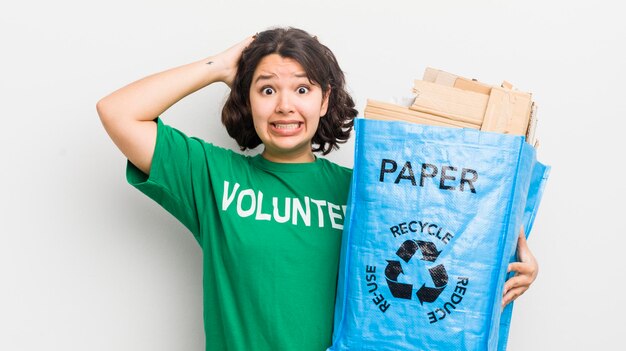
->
[502, 228, 538, 308]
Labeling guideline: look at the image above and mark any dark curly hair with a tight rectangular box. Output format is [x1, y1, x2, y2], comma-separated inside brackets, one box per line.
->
[222, 27, 358, 155]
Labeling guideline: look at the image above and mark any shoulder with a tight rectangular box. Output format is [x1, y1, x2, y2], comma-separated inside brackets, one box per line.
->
[158, 119, 248, 161]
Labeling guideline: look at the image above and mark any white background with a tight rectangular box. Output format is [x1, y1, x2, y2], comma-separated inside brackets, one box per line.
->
[1, 0, 624, 350]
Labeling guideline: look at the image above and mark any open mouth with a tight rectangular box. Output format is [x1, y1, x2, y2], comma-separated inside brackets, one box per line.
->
[271, 122, 303, 130]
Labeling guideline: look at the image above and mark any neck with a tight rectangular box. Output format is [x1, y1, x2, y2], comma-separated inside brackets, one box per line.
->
[261, 149, 316, 163]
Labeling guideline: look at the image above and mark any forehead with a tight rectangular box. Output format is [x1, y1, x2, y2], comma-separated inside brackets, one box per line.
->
[252, 54, 307, 80]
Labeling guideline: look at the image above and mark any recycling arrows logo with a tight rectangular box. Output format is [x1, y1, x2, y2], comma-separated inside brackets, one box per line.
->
[385, 239, 448, 304]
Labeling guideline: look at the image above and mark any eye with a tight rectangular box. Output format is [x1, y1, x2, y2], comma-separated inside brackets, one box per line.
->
[297, 86, 309, 94]
[261, 87, 275, 95]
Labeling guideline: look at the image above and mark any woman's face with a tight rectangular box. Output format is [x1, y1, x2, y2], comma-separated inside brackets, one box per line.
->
[249, 54, 329, 163]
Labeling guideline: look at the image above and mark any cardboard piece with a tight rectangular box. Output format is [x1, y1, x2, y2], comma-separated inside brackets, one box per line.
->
[411, 80, 488, 125]
[526, 102, 538, 146]
[423, 67, 444, 83]
[365, 99, 480, 129]
[480, 87, 533, 136]
[454, 77, 492, 95]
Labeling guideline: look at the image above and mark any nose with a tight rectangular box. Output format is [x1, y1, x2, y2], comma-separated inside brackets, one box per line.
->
[275, 92, 295, 114]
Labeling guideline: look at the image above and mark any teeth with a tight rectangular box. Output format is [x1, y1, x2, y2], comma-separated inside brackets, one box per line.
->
[274, 123, 300, 129]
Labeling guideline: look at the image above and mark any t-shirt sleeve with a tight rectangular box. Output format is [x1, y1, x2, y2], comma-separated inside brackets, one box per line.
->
[126, 118, 206, 243]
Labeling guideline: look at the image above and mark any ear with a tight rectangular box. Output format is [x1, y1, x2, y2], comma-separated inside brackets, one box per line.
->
[320, 86, 331, 117]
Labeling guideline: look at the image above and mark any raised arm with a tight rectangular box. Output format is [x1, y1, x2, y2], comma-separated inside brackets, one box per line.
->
[96, 37, 253, 175]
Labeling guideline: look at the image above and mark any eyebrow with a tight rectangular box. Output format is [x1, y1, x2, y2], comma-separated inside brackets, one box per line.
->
[253, 72, 309, 84]
[254, 74, 276, 84]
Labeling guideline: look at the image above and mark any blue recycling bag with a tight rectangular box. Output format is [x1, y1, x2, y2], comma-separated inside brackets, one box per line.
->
[329, 118, 549, 351]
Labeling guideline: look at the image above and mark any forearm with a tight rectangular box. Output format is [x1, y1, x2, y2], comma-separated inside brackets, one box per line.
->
[97, 56, 226, 123]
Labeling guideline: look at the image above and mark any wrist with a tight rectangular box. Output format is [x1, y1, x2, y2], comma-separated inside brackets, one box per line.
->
[202, 55, 235, 86]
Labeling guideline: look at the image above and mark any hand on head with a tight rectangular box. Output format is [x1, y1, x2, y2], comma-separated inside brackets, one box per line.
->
[214, 35, 255, 88]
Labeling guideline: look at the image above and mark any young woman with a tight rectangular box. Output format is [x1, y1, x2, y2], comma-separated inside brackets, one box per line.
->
[97, 27, 537, 351]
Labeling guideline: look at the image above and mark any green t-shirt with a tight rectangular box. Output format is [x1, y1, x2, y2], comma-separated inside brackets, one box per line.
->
[126, 119, 352, 351]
